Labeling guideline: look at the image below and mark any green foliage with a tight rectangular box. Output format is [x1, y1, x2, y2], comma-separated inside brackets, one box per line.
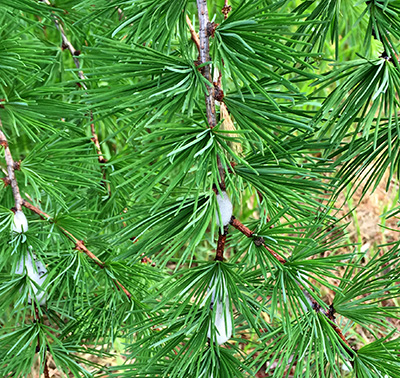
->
[1, 0, 400, 377]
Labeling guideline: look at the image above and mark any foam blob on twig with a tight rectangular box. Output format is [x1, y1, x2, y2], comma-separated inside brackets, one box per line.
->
[16, 252, 47, 306]
[12, 210, 28, 233]
[215, 191, 233, 227]
[207, 275, 233, 345]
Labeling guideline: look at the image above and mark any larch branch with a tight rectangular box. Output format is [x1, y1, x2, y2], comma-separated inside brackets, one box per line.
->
[0, 118, 23, 211]
[229, 216, 356, 355]
[22, 200, 131, 299]
[230, 217, 286, 263]
[196, 0, 217, 128]
[195, 1, 226, 190]
[42, 0, 106, 167]
[41, 0, 86, 84]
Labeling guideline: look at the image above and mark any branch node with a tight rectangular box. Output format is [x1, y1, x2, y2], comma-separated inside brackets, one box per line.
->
[312, 301, 321, 312]
[75, 240, 86, 250]
[206, 22, 218, 38]
[228, 161, 237, 174]
[253, 236, 264, 247]
[327, 303, 336, 321]
[141, 254, 155, 267]
[13, 160, 21, 170]
[380, 50, 400, 64]
[213, 84, 224, 101]
[1, 177, 11, 186]
[222, 5, 232, 19]
[0, 139, 8, 148]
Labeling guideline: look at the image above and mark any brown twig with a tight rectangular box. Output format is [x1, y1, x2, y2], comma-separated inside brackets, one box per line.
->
[34, 302, 41, 322]
[216, 155, 226, 191]
[215, 225, 229, 261]
[329, 322, 356, 357]
[186, 14, 200, 54]
[42, 0, 106, 168]
[229, 216, 356, 355]
[194, 1, 226, 189]
[230, 217, 286, 263]
[41, 0, 85, 83]
[90, 113, 107, 164]
[21, 200, 51, 220]
[1, 176, 11, 186]
[0, 119, 23, 211]
[22, 200, 132, 299]
[196, 0, 217, 129]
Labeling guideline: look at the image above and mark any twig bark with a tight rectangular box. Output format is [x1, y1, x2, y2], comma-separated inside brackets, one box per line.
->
[196, 0, 217, 129]
[194, 1, 226, 190]
[186, 15, 200, 54]
[22, 200, 131, 299]
[216, 155, 226, 191]
[230, 217, 286, 263]
[90, 114, 107, 164]
[220, 102, 242, 156]
[0, 118, 23, 211]
[215, 225, 229, 261]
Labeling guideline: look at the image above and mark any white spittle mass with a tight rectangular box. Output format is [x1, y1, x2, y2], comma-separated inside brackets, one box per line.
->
[12, 210, 29, 233]
[16, 252, 47, 306]
[215, 191, 233, 226]
[207, 276, 233, 345]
